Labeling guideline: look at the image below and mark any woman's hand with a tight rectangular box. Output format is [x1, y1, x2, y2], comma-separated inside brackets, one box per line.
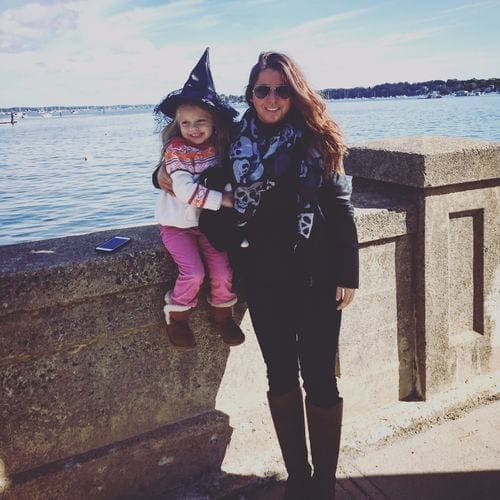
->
[336, 287, 355, 310]
[158, 167, 174, 194]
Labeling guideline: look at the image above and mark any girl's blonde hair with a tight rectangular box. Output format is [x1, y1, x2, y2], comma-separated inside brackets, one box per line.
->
[245, 51, 346, 177]
[155, 101, 232, 171]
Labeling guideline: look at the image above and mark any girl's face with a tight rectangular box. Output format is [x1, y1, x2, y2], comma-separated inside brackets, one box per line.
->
[250, 68, 292, 125]
[176, 103, 214, 146]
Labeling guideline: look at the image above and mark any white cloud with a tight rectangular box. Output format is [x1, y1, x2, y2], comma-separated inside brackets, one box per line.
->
[105, 0, 206, 32]
[0, 0, 498, 106]
[0, 0, 218, 105]
[0, 2, 79, 51]
[285, 8, 372, 37]
[416, 0, 500, 24]
[438, 0, 500, 15]
[378, 26, 443, 46]
[239, 0, 276, 6]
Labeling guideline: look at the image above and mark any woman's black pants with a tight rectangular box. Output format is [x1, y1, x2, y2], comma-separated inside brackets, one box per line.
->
[244, 275, 342, 408]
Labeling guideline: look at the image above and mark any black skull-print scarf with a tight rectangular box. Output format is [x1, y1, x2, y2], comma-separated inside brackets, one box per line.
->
[229, 108, 324, 240]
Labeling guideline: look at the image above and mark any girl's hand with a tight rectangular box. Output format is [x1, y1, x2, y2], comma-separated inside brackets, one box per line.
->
[336, 287, 355, 310]
[158, 167, 174, 194]
[221, 191, 233, 208]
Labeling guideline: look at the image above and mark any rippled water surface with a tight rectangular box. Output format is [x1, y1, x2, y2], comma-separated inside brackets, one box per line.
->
[332, 93, 500, 143]
[1, 94, 499, 246]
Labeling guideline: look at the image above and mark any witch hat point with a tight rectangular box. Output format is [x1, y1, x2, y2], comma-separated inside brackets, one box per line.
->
[154, 47, 238, 121]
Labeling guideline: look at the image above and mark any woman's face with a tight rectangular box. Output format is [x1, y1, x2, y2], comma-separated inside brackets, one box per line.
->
[251, 68, 292, 125]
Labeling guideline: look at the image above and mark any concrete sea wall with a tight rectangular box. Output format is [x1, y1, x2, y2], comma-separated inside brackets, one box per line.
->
[1, 137, 499, 498]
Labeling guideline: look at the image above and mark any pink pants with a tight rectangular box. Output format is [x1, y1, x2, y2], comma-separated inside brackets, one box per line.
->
[159, 225, 237, 308]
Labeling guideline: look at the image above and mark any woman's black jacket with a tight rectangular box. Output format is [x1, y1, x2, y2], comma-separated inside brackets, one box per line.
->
[152, 160, 359, 290]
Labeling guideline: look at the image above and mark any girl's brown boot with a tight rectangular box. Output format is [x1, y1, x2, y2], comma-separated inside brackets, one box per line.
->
[210, 303, 245, 346]
[164, 292, 195, 350]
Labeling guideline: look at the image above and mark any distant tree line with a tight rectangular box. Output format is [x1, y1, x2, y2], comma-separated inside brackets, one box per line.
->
[4, 77, 498, 111]
[320, 78, 499, 99]
[0, 104, 152, 113]
[224, 94, 247, 104]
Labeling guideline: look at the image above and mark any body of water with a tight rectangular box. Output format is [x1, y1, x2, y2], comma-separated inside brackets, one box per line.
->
[1, 94, 499, 246]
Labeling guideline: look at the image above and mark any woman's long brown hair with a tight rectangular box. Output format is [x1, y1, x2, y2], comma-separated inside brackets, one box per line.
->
[155, 101, 232, 171]
[245, 51, 347, 177]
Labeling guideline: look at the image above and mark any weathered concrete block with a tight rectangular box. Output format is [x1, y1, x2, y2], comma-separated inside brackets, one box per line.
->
[2, 410, 231, 500]
[0, 226, 175, 315]
[340, 235, 416, 408]
[448, 213, 478, 333]
[0, 285, 165, 359]
[418, 186, 499, 395]
[0, 226, 235, 491]
[347, 137, 499, 398]
[346, 136, 500, 187]
[352, 177, 417, 243]
[1, 322, 231, 473]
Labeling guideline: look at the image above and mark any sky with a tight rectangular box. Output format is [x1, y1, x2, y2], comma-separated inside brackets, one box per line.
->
[0, 0, 499, 107]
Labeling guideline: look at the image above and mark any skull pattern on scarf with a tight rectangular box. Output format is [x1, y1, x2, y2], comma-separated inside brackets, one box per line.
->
[229, 108, 324, 240]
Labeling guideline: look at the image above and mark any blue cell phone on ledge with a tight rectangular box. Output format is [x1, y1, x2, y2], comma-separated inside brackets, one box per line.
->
[95, 236, 131, 252]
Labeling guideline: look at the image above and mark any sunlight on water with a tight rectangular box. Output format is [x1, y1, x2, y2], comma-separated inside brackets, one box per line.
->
[328, 94, 500, 144]
[0, 95, 499, 246]
[1, 111, 159, 246]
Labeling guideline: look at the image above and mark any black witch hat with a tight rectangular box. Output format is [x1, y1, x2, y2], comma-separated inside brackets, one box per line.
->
[154, 48, 238, 124]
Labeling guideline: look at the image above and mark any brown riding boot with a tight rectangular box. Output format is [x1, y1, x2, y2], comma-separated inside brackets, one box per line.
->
[211, 304, 245, 346]
[268, 387, 312, 500]
[306, 398, 343, 500]
[164, 294, 195, 350]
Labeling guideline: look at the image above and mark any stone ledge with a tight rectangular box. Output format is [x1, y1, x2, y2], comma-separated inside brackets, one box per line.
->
[0, 199, 414, 315]
[352, 177, 416, 243]
[0, 226, 173, 315]
[345, 136, 500, 188]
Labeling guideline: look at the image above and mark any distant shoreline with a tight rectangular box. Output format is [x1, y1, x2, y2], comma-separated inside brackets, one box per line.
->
[0, 104, 154, 114]
[2, 77, 499, 113]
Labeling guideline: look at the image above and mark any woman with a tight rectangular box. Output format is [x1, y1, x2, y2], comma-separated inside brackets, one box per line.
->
[155, 51, 358, 500]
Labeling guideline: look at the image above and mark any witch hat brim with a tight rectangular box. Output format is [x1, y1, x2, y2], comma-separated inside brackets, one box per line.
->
[154, 48, 238, 123]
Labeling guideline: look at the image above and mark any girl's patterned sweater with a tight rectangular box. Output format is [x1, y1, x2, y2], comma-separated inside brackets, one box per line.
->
[155, 137, 223, 228]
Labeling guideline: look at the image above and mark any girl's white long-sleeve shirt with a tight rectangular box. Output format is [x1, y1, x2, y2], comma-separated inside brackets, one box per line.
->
[155, 137, 223, 228]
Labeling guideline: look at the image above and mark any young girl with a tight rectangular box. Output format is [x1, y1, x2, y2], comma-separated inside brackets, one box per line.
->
[153, 48, 244, 351]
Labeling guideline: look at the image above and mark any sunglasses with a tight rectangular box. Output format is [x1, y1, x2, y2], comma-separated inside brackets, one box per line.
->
[253, 85, 291, 100]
